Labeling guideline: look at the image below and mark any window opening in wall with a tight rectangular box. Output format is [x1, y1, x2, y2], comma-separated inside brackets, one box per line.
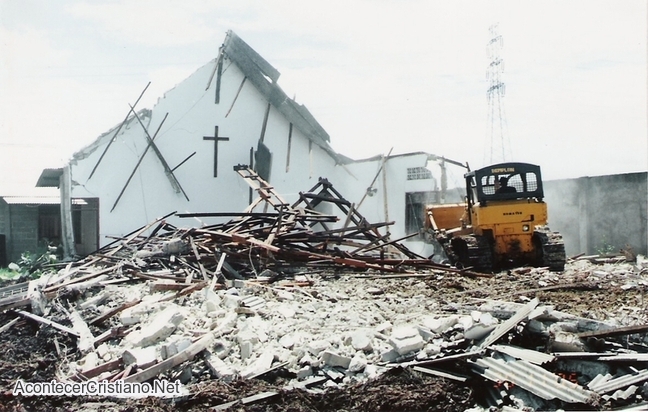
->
[407, 167, 433, 181]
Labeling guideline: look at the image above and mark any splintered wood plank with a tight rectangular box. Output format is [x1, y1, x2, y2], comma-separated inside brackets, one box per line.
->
[190, 237, 209, 281]
[15, 310, 79, 337]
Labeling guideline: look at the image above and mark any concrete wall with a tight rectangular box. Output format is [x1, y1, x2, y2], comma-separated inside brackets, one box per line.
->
[545, 172, 647, 257]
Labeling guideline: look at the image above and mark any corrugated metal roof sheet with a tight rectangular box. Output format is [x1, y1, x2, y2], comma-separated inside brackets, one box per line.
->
[2, 196, 60, 205]
[470, 356, 599, 404]
[491, 344, 556, 365]
[597, 353, 648, 362]
[588, 369, 648, 394]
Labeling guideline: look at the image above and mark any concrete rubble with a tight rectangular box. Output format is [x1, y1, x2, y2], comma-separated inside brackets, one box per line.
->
[1, 172, 647, 411]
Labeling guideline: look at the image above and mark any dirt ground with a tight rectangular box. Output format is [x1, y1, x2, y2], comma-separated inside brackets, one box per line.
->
[0, 258, 645, 411]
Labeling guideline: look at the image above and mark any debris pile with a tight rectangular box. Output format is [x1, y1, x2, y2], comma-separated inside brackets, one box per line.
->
[1, 167, 647, 411]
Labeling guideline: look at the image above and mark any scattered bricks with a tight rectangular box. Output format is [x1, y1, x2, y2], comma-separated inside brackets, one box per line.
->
[161, 337, 193, 359]
[392, 325, 419, 340]
[424, 343, 441, 357]
[366, 287, 383, 295]
[123, 347, 157, 369]
[321, 350, 352, 369]
[204, 350, 235, 382]
[125, 305, 184, 348]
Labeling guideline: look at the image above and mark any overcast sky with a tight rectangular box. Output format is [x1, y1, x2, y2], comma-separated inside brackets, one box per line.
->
[1, 0, 646, 195]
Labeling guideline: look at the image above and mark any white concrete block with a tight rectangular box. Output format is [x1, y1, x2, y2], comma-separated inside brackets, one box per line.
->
[277, 305, 296, 319]
[375, 321, 392, 334]
[223, 294, 241, 308]
[416, 326, 436, 341]
[422, 315, 458, 333]
[81, 352, 99, 373]
[122, 346, 157, 368]
[204, 351, 235, 381]
[464, 324, 496, 340]
[389, 334, 425, 356]
[236, 329, 259, 345]
[321, 351, 351, 369]
[423, 343, 441, 357]
[307, 339, 330, 356]
[348, 354, 367, 373]
[392, 325, 419, 340]
[457, 315, 474, 331]
[240, 341, 253, 360]
[96, 343, 110, 360]
[175, 338, 192, 353]
[296, 365, 313, 379]
[350, 331, 373, 352]
[364, 364, 379, 379]
[240, 352, 274, 378]
[279, 334, 295, 349]
[380, 348, 400, 363]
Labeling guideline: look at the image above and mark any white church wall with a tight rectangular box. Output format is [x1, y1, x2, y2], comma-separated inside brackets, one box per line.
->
[69, 55, 344, 246]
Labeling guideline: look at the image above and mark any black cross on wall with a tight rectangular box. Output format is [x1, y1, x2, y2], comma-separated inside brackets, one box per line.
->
[203, 126, 230, 177]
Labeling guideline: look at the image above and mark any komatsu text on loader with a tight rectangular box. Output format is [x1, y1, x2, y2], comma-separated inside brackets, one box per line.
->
[425, 162, 566, 271]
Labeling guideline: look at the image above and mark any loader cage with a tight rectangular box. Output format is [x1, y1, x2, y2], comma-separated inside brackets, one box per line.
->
[465, 162, 544, 205]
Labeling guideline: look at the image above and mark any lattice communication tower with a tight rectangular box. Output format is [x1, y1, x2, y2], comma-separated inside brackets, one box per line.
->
[485, 24, 512, 164]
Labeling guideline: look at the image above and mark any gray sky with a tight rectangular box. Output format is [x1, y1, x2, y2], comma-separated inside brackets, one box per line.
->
[1, 0, 646, 195]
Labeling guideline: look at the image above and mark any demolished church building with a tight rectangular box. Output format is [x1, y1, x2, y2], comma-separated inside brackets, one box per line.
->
[36, 30, 464, 259]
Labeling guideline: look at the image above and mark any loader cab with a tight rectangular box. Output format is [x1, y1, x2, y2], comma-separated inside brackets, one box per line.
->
[465, 162, 544, 208]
